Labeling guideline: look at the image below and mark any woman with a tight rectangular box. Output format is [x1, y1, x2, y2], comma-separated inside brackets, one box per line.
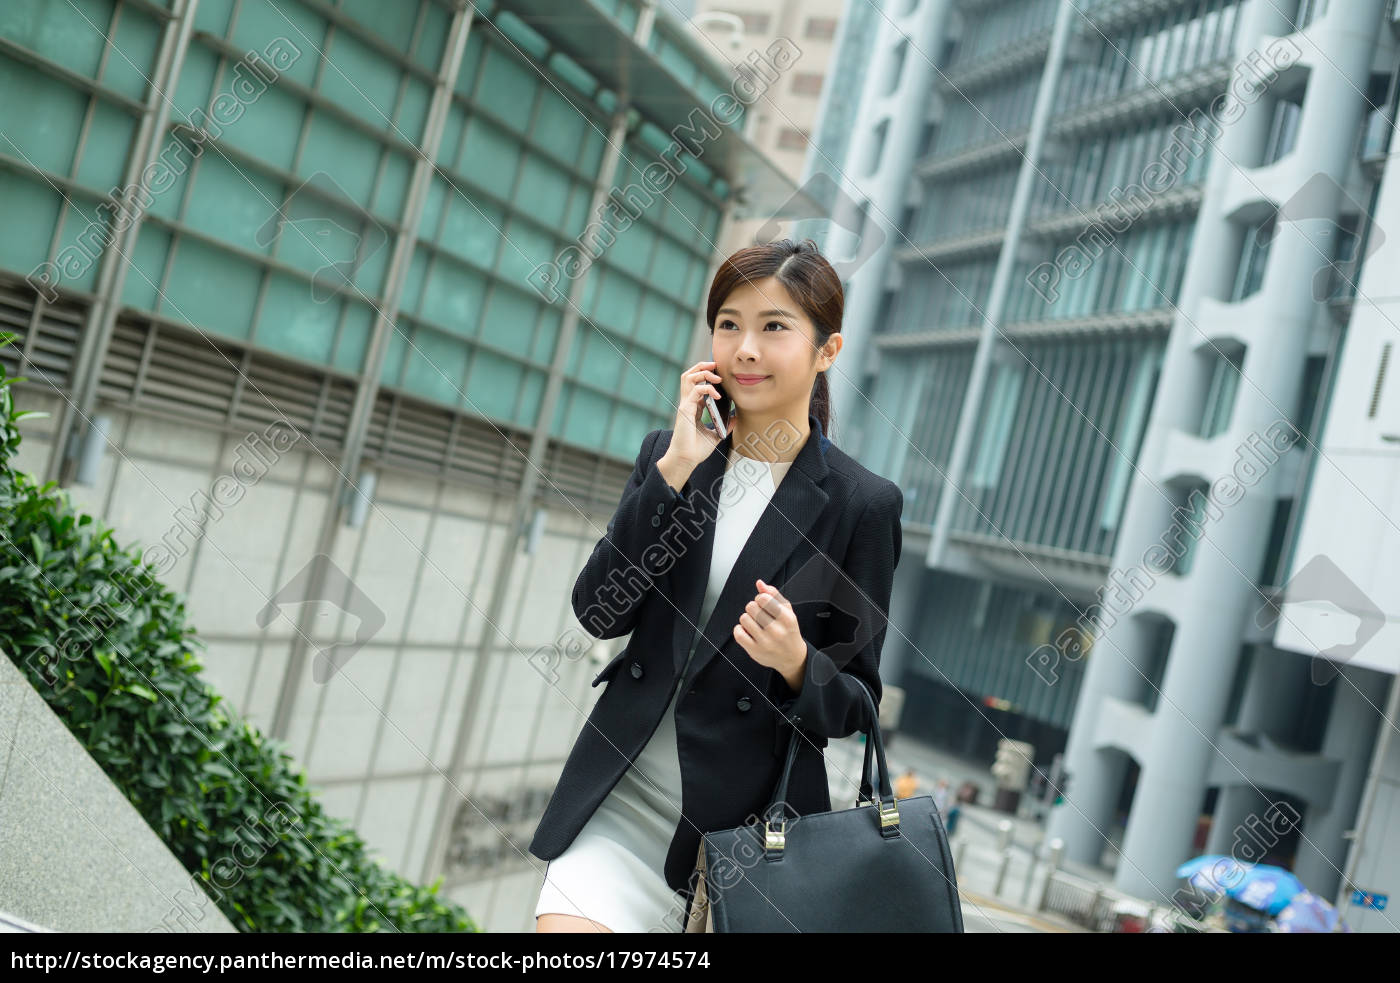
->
[530, 239, 904, 933]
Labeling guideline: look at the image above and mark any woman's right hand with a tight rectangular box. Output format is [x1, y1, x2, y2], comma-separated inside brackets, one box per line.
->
[660, 360, 725, 477]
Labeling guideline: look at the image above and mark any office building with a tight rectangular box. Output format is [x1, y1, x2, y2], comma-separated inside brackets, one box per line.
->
[825, 0, 1399, 921]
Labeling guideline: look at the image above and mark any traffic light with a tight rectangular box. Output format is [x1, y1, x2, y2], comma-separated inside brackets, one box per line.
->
[1055, 770, 1071, 805]
[1044, 753, 1068, 806]
[991, 738, 1034, 791]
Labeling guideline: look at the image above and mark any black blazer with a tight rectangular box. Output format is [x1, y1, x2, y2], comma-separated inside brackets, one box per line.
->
[528, 411, 904, 894]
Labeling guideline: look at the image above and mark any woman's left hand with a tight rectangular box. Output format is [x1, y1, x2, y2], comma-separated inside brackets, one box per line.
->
[735, 579, 807, 688]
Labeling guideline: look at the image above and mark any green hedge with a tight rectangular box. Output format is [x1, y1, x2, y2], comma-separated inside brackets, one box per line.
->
[0, 334, 477, 933]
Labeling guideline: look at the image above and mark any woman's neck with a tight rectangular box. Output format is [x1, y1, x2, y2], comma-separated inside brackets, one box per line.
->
[729, 411, 810, 464]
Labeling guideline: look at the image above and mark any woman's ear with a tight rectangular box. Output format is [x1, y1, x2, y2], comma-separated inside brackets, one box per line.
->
[820, 333, 843, 369]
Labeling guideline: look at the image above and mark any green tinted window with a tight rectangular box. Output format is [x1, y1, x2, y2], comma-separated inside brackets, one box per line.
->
[102, 8, 161, 101]
[0, 0, 107, 79]
[474, 47, 538, 132]
[120, 223, 172, 310]
[465, 347, 525, 421]
[331, 302, 373, 374]
[0, 173, 62, 277]
[403, 323, 469, 405]
[478, 286, 538, 361]
[162, 237, 259, 338]
[0, 58, 86, 174]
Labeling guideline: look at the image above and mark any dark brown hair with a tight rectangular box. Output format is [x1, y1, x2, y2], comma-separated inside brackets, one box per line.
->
[705, 238, 843, 440]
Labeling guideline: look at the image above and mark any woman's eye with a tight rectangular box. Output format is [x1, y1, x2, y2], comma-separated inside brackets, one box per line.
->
[718, 320, 785, 331]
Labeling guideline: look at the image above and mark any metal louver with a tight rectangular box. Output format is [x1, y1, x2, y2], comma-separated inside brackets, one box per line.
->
[96, 316, 356, 451]
[543, 439, 633, 515]
[362, 390, 635, 514]
[365, 393, 531, 494]
[0, 276, 85, 390]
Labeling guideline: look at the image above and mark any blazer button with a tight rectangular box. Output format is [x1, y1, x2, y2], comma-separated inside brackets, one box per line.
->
[650, 515, 661, 527]
[736, 697, 751, 711]
[630, 662, 643, 679]
[655, 502, 665, 514]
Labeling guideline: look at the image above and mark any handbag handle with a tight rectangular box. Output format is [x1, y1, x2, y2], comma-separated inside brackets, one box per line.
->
[844, 676, 895, 810]
[857, 719, 880, 806]
[763, 675, 900, 854]
[852, 681, 882, 806]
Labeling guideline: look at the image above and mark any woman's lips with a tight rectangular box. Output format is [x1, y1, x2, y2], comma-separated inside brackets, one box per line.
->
[734, 375, 769, 385]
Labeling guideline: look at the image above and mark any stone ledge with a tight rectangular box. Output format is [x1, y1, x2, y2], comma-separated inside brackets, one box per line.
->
[0, 648, 236, 933]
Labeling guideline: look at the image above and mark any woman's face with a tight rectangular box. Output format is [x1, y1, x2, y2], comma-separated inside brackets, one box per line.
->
[711, 277, 837, 423]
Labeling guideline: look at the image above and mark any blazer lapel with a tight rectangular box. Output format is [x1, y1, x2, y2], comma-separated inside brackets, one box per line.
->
[670, 413, 831, 687]
[667, 439, 728, 668]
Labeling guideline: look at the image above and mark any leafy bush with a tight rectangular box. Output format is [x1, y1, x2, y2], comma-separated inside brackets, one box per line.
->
[0, 334, 477, 932]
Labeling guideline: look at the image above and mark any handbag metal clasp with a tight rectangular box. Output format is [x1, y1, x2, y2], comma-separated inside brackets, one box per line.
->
[764, 819, 786, 854]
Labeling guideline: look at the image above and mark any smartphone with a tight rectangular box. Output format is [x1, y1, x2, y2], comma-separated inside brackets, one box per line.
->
[702, 383, 728, 439]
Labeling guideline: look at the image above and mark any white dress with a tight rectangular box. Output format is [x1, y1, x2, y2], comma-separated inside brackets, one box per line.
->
[535, 445, 794, 932]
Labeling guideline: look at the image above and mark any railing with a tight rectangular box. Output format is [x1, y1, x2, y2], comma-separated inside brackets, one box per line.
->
[952, 814, 1215, 932]
[1038, 867, 1208, 932]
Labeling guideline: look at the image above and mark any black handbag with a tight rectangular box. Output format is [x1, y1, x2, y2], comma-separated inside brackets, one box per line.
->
[683, 676, 965, 932]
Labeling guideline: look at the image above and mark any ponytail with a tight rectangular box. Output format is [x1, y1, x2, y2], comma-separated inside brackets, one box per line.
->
[811, 370, 833, 439]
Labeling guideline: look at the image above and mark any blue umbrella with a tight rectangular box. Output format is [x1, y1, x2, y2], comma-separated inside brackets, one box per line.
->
[1175, 856, 1306, 916]
[1225, 865, 1306, 916]
[1176, 856, 1254, 896]
[1275, 891, 1351, 933]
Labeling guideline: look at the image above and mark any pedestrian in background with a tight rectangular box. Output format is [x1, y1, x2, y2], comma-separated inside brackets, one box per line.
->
[932, 778, 952, 816]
